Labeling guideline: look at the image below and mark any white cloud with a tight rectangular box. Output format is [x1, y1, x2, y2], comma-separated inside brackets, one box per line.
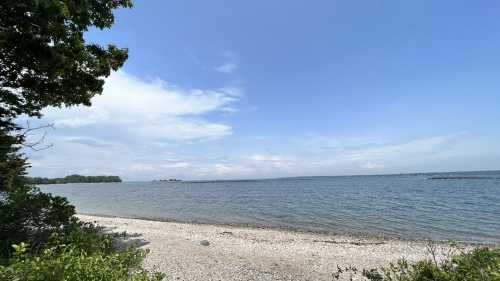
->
[248, 154, 286, 162]
[344, 135, 459, 162]
[215, 62, 238, 74]
[42, 71, 241, 141]
[212, 163, 249, 176]
[139, 117, 232, 141]
[164, 162, 190, 168]
[12, 56, 499, 181]
[129, 163, 157, 172]
[290, 134, 468, 175]
[24, 110, 500, 181]
[214, 51, 239, 74]
[360, 162, 385, 170]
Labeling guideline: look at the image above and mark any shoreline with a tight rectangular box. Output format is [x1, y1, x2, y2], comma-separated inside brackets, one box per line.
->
[77, 214, 476, 281]
[79, 212, 401, 240]
[78, 212, 490, 246]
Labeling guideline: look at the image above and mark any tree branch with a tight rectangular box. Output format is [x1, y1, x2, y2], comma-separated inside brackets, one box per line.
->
[19, 121, 55, 151]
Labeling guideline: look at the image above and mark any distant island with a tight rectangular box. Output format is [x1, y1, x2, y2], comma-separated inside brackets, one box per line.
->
[152, 179, 182, 182]
[27, 174, 122, 185]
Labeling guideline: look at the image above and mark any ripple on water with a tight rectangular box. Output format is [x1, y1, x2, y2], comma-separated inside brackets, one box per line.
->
[40, 171, 500, 244]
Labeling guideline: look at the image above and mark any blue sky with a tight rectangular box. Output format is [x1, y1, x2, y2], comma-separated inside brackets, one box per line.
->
[27, 0, 500, 180]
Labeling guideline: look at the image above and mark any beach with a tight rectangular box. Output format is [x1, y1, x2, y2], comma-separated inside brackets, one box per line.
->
[78, 214, 463, 281]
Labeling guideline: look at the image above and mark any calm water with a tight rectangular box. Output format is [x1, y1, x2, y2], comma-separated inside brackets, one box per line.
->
[41, 171, 500, 244]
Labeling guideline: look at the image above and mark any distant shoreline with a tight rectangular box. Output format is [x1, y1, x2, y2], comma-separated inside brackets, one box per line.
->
[37, 181, 120, 186]
[28, 174, 122, 185]
[126, 169, 500, 183]
[33, 169, 500, 184]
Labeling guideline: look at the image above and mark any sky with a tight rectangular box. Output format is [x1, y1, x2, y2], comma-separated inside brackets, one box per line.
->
[25, 0, 500, 180]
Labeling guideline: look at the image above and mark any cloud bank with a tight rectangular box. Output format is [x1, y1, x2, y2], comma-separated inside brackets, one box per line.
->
[22, 72, 500, 180]
[43, 71, 241, 141]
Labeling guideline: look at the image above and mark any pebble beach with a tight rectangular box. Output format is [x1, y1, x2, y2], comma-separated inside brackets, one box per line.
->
[78, 214, 462, 281]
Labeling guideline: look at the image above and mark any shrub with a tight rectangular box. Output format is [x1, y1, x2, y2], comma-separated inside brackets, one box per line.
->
[334, 247, 500, 281]
[368, 247, 500, 281]
[0, 242, 164, 281]
[0, 211, 165, 280]
[0, 188, 75, 261]
[1, 187, 164, 280]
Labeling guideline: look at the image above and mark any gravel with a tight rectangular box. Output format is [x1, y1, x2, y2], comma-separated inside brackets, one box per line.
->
[78, 214, 460, 281]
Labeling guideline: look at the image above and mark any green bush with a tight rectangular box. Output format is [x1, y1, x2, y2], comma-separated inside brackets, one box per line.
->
[0, 212, 165, 281]
[46, 220, 116, 255]
[1, 188, 164, 280]
[0, 188, 75, 261]
[366, 247, 500, 281]
[0, 242, 164, 281]
[334, 247, 500, 281]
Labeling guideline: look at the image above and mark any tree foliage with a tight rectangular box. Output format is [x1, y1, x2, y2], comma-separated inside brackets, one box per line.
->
[0, 0, 131, 120]
[0, 0, 132, 191]
[0, 188, 75, 260]
[0, 1, 163, 280]
[27, 174, 122, 184]
[0, 127, 26, 192]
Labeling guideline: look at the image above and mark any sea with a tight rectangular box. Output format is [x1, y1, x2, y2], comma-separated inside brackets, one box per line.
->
[40, 170, 500, 244]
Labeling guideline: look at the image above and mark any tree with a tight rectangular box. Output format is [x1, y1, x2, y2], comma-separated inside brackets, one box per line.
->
[0, 1, 139, 270]
[0, 0, 132, 191]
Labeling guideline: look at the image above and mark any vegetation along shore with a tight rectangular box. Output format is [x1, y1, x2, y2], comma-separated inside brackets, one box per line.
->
[26, 174, 122, 185]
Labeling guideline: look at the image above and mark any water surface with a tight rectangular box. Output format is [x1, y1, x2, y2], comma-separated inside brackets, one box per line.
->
[41, 171, 500, 243]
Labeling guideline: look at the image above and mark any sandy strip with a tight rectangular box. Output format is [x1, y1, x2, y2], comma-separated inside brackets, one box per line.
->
[78, 214, 460, 281]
